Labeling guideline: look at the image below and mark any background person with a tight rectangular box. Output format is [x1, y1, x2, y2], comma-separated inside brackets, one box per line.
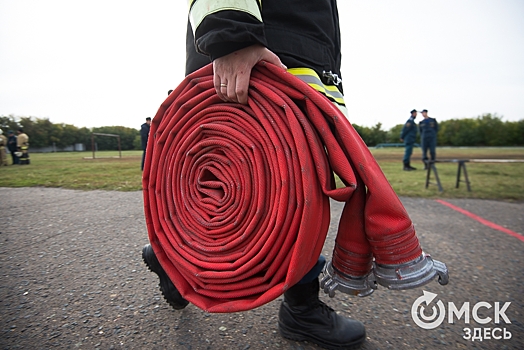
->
[400, 109, 418, 171]
[142, 1, 366, 349]
[419, 109, 438, 169]
[140, 117, 152, 171]
[0, 130, 7, 166]
[16, 128, 29, 165]
[7, 130, 19, 165]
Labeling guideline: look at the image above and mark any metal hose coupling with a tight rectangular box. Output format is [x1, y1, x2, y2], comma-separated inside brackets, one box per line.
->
[373, 252, 449, 290]
[320, 260, 377, 297]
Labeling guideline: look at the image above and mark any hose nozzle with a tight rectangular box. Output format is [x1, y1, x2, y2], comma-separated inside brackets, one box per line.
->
[320, 260, 377, 297]
[373, 252, 449, 290]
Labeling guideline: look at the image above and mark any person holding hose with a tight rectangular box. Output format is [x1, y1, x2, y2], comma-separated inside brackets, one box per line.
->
[143, 1, 366, 349]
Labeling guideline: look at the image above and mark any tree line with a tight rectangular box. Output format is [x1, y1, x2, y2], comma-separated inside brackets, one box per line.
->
[352, 114, 523, 147]
[0, 115, 141, 150]
[1, 113, 522, 150]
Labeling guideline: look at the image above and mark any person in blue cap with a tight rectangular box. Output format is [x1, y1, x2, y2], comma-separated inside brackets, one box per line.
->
[419, 109, 439, 169]
[400, 109, 418, 171]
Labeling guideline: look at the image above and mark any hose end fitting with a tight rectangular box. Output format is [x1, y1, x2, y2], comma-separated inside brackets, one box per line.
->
[320, 260, 377, 298]
[373, 252, 449, 290]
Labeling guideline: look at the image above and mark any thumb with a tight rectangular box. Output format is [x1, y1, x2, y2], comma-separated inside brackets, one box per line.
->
[260, 50, 287, 70]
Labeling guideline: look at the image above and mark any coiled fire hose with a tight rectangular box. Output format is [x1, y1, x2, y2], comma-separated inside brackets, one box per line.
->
[143, 62, 448, 313]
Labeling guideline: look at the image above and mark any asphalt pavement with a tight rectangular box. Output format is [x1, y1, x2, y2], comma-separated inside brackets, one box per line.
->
[1, 187, 522, 349]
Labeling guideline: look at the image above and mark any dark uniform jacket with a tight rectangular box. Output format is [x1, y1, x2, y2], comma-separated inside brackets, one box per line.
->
[140, 123, 150, 150]
[419, 118, 438, 139]
[400, 117, 417, 144]
[186, 0, 342, 92]
[7, 135, 17, 153]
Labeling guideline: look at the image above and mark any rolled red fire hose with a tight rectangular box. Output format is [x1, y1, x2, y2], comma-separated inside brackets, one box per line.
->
[143, 62, 423, 312]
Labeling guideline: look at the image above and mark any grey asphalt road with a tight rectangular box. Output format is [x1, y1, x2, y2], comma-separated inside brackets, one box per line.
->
[1, 187, 523, 350]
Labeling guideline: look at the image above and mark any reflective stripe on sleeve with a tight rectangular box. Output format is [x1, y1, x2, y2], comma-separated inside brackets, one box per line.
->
[189, 0, 262, 34]
[287, 68, 345, 106]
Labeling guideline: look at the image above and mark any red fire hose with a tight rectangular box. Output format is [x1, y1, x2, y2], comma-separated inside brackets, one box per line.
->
[143, 62, 445, 313]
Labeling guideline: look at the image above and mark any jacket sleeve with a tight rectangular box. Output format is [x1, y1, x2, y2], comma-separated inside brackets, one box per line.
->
[188, 0, 266, 60]
[400, 124, 407, 139]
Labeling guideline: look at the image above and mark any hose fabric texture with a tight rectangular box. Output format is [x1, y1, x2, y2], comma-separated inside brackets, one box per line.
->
[143, 62, 423, 313]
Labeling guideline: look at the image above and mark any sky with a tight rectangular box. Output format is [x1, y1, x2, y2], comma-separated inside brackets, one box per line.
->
[1, 0, 523, 131]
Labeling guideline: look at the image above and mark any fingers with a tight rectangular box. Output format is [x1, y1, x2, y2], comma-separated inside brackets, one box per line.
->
[234, 74, 249, 104]
[213, 45, 286, 104]
[220, 77, 248, 104]
[214, 74, 229, 102]
[213, 67, 248, 104]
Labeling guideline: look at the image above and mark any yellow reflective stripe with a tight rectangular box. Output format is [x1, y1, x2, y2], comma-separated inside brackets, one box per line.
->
[287, 67, 313, 76]
[189, 0, 262, 34]
[188, 0, 262, 9]
[187, 0, 261, 8]
[287, 68, 345, 106]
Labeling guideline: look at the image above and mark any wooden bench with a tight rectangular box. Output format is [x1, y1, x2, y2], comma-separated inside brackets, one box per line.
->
[375, 143, 420, 148]
[425, 159, 524, 192]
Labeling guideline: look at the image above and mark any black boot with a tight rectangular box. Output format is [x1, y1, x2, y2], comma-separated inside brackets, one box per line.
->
[278, 278, 366, 349]
[142, 244, 189, 310]
[403, 161, 412, 171]
[407, 162, 417, 170]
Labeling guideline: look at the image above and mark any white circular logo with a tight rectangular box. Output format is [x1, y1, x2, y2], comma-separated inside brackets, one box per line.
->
[411, 291, 446, 330]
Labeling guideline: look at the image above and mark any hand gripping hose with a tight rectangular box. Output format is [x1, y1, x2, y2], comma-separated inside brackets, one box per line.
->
[143, 62, 448, 313]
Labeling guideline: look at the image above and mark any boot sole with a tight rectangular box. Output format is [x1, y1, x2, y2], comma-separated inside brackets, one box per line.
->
[142, 245, 189, 310]
[278, 321, 365, 349]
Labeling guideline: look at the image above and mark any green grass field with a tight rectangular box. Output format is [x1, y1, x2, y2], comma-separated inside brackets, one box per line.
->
[1, 148, 523, 200]
[369, 147, 524, 201]
[0, 150, 144, 191]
